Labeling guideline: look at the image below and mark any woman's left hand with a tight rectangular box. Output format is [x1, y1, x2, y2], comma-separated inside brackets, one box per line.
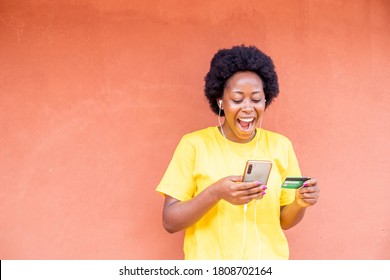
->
[295, 178, 320, 208]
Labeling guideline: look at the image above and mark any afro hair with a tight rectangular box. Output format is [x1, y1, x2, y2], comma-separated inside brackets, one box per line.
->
[204, 45, 279, 116]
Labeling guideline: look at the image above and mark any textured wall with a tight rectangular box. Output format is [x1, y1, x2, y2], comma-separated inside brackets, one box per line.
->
[1, 0, 389, 259]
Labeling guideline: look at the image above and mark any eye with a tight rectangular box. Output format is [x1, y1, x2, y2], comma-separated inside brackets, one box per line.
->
[252, 98, 264, 103]
[232, 99, 243, 104]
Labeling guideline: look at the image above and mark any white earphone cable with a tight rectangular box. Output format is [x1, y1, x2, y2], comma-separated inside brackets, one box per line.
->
[217, 99, 264, 259]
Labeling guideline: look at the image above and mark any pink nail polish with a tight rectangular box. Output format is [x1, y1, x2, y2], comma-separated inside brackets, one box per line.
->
[261, 191, 266, 195]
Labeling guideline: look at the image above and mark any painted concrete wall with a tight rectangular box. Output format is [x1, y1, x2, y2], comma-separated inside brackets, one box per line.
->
[1, 0, 389, 259]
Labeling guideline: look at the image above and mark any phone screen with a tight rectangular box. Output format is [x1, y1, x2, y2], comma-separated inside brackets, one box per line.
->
[243, 160, 272, 184]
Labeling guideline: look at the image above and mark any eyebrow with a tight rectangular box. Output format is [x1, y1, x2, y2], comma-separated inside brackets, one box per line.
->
[231, 90, 263, 94]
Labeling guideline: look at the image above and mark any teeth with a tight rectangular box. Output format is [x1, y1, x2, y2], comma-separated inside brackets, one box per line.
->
[239, 118, 254, 123]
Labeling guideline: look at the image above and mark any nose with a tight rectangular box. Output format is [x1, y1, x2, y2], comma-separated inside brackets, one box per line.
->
[241, 99, 254, 112]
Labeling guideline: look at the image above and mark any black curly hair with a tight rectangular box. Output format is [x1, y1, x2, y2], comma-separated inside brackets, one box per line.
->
[204, 45, 279, 116]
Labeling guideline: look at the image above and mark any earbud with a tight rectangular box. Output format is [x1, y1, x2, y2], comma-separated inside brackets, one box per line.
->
[218, 100, 223, 108]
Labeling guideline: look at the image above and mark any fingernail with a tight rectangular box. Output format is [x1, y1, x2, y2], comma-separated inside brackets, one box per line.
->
[257, 181, 262, 186]
[262, 186, 267, 190]
[303, 182, 309, 187]
[261, 191, 266, 195]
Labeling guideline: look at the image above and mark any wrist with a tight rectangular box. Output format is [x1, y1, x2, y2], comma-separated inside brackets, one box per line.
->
[294, 197, 309, 208]
[207, 183, 222, 204]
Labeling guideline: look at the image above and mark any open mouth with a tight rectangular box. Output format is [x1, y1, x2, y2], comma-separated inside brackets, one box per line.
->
[237, 117, 255, 132]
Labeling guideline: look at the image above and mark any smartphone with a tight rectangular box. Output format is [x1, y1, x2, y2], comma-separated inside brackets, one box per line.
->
[242, 160, 272, 184]
[281, 177, 311, 189]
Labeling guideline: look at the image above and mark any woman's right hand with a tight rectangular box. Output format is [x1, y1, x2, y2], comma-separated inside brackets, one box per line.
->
[162, 176, 267, 233]
[211, 175, 267, 205]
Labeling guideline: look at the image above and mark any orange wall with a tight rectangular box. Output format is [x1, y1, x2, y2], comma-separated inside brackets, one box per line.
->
[1, 0, 389, 259]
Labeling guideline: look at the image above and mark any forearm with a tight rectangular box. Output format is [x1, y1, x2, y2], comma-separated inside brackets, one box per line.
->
[163, 185, 220, 233]
[162, 176, 264, 233]
[280, 200, 306, 230]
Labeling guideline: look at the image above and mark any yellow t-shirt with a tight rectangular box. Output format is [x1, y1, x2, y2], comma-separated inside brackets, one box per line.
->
[156, 127, 301, 259]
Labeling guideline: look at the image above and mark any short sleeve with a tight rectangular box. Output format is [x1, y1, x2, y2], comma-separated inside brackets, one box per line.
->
[156, 135, 197, 201]
[279, 139, 301, 206]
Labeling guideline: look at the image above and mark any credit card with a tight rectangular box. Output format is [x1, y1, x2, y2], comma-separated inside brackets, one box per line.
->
[282, 177, 311, 189]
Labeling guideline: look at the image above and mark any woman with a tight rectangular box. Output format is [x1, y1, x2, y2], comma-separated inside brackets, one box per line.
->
[156, 45, 320, 260]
